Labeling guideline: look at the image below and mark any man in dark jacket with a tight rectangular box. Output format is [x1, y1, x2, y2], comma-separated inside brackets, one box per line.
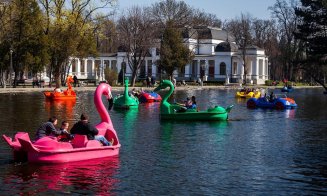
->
[70, 113, 112, 146]
[35, 116, 64, 140]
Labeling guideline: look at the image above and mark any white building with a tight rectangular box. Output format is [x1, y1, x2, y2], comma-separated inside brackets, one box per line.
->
[68, 26, 269, 84]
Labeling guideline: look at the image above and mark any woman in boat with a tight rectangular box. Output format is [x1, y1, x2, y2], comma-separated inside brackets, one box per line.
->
[35, 116, 65, 140]
[189, 96, 197, 109]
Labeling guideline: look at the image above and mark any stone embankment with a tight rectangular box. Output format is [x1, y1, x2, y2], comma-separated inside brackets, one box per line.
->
[0, 85, 322, 94]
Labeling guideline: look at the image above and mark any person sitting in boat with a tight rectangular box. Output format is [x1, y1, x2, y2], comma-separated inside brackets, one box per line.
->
[70, 113, 113, 146]
[54, 87, 62, 92]
[177, 96, 197, 112]
[189, 96, 197, 109]
[35, 116, 67, 140]
[58, 121, 74, 142]
[269, 92, 275, 102]
[131, 88, 139, 97]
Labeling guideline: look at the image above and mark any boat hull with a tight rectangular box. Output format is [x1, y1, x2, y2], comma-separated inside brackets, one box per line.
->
[236, 91, 261, 98]
[161, 112, 228, 121]
[139, 92, 162, 103]
[3, 133, 121, 163]
[44, 91, 76, 100]
[27, 147, 120, 163]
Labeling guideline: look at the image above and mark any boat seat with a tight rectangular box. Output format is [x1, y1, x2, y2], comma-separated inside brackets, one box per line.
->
[71, 135, 88, 148]
[71, 135, 102, 148]
[86, 140, 102, 148]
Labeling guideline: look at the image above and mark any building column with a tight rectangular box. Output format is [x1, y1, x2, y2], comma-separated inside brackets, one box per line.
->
[75, 58, 81, 77]
[85, 59, 89, 77]
[101, 59, 105, 81]
[91, 59, 95, 78]
[197, 59, 200, 78]
[225, 60, 230, 85]
[68, 59, 73, 74]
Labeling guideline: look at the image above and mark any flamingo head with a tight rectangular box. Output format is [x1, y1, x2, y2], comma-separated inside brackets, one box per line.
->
[100, 84, 114, 110]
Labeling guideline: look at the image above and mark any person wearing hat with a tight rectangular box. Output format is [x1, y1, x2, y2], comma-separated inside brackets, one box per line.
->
[70, 113, 112, 146]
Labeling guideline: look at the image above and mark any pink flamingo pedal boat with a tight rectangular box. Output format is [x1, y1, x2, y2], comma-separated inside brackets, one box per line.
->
[2, 83, 121, 163]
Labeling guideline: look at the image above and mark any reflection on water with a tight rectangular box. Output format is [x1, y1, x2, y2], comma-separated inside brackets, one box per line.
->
[1, 157, 120, 195]
[0, 88, 326, 194]
[45, 99, 77, 121]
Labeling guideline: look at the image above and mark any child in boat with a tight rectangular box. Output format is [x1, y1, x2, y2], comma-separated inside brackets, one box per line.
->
[58, 121, 74, 141]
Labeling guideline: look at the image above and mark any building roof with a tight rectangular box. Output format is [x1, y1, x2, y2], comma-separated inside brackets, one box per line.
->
[215, 42, 238, 52]
[183, 26, 235, 42]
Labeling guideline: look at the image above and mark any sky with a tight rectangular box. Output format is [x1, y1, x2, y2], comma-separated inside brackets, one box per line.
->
[114, 0, 277, 21]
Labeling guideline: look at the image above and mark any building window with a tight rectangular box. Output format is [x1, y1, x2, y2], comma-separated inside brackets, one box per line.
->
[200, 60, 206, 78]
[179, 66, 185, 77]
[192, 60, 198, 78]
[87, 60, 93, 76]
[111, 60, 117, 72]
[80, 60, 85, 73]
[259, 59, 263, 75]
[95, 60, 101, 77]
[104, 60, 110, 69]
[220, 62, 226, 75]
[233, 62, 237, 75]
[139, 61, 146, 79]
[147, 60, 152, 76]
[72, 59, 77, 73]
[208, 60, 215, 77]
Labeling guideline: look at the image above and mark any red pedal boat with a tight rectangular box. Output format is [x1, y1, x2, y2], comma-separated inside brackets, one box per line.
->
[44, 76, 76, 100]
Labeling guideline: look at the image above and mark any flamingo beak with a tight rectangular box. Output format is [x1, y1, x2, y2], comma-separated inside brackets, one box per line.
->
[106, 92, 113, 110]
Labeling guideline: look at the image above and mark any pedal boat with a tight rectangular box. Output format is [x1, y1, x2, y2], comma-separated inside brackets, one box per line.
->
[281, 86, 294, 92]
[154, 80, 233, 121]
[138, 91, 162, 103]
[2, 83, 121, 163]
[113, 77, 139, 109]
[235, 90, 261, 98]
[247, 94, 297, 109]
[44, 76, 76, 100]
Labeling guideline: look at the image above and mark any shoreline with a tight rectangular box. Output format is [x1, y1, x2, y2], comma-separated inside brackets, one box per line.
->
[0, 85, 323, 94]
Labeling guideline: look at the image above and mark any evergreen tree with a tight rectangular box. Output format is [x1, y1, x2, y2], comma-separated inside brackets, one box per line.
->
[158, 21, 193, 80]
[295, 0, 327, 91]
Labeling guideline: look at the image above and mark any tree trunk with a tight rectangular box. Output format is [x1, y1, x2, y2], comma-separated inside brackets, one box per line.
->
[131, 69, 138, 87]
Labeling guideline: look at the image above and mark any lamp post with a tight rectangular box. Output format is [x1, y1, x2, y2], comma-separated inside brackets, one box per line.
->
[9, 48, 13, 87]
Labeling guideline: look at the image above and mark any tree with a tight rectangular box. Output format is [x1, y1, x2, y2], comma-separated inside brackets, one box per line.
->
[116, 6, 156, 86]
[269, 0, 301, 81]
[95, 18, 118, 53]
[0, 1, 11, 88]
[38, 0, 116, 87]
[150, 0, 193, 28]
[295, 0, 327, 91]
[225, 13, 253, 84]
[158, 21, 193, 80]
[252, 19, 280, 80]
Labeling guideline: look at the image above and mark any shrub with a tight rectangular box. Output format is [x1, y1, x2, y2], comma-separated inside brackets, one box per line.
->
[104, 67, 118, 86]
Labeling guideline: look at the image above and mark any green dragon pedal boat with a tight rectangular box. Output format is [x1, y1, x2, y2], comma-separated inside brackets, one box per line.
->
[113, 77, 139, 109]
[154, 80, 233, 121]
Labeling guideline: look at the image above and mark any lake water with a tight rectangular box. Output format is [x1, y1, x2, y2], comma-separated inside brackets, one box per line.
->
[0, 87, 326, 195]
